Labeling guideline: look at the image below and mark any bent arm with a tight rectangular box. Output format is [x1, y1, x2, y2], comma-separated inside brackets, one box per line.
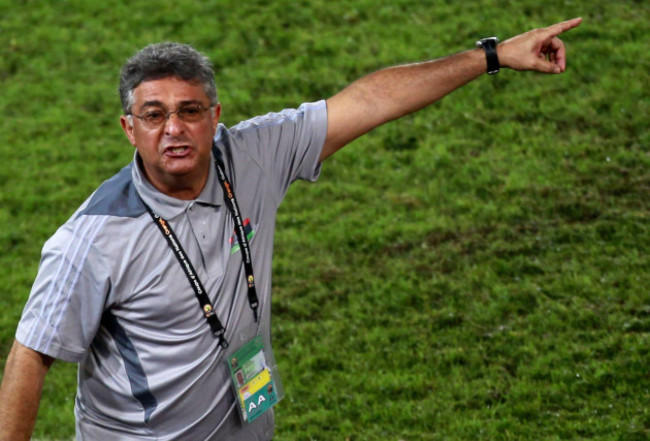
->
[0, 340, 54, 441]
[321, 17, 582, 160]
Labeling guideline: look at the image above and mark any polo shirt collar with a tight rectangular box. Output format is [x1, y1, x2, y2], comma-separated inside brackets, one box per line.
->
[132, 152, 223, 220]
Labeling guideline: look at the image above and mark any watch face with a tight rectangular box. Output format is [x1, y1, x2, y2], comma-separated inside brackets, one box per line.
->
[476, 37, 499, 48]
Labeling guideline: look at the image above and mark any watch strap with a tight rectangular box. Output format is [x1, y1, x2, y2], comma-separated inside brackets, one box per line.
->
[475, 37, 500, 75]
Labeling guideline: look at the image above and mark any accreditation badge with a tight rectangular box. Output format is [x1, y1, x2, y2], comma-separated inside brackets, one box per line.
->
[227, 335, 283, 423]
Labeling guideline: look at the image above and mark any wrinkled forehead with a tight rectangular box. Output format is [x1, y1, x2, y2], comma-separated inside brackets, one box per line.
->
[132, 76, 209, 110]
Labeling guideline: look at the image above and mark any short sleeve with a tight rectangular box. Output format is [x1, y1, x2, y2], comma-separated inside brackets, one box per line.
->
[16, 215, 111, 362]
[216, 100, 328, 200]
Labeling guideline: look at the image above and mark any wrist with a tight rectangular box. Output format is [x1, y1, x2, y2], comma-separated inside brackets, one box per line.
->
[495, 41, 513, 70]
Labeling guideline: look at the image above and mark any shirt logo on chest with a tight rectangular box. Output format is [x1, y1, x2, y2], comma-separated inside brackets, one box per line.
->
[229, 218, 256, 254]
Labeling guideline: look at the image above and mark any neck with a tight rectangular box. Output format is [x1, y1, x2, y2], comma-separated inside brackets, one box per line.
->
[153, 173, 209, 200]
[156, 183, 205, 200]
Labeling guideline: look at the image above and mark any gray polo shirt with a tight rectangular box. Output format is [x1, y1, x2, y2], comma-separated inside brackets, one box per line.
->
[16, 101, 328, 440]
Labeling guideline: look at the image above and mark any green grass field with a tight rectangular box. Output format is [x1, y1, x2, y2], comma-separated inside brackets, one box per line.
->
[1, 0, 648, 439]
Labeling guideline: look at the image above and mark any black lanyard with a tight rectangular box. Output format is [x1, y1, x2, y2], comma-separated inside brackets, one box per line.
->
[143, 143, 259, 349]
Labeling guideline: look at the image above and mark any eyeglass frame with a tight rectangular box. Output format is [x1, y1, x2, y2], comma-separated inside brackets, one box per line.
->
[126, 102, 215, 128]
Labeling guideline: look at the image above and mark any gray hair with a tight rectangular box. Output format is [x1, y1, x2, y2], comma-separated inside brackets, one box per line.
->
[119, 42, 218, 114]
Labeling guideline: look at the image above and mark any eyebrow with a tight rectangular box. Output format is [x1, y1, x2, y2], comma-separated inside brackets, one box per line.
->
[138, 99, 205, 111]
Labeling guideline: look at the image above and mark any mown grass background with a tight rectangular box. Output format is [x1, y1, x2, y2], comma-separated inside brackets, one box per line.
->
[1, 0, 648, 440]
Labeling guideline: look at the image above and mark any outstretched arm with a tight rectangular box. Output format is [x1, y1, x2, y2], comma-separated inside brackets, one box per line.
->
[321, 17, 582, 160]
[0, 340, 54, 441]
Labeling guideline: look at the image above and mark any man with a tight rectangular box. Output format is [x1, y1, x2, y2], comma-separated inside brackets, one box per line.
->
[0, 18, 582, 440]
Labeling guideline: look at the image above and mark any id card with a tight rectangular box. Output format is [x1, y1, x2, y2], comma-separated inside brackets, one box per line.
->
[228, 336, 282, 423]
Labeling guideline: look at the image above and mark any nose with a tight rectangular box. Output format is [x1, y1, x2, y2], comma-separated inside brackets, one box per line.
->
[164, 112, 185, 136]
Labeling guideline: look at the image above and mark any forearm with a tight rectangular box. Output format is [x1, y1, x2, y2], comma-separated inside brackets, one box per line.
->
[0, 340, 53, 441]
[338, 49, 485, 125]
[323, 48, 487, 159]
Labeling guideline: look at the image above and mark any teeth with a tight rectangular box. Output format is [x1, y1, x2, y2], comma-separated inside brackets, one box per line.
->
[169, 147, 186, 153]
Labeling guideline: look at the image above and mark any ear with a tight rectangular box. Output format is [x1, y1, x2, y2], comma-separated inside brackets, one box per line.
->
[212, 103, 222, 127]
[120, 115, 137, 147]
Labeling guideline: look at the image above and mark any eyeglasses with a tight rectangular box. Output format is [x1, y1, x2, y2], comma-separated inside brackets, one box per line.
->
[130, 103, 212, 128]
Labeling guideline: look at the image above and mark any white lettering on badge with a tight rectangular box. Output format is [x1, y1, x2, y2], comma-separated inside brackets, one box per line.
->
[248, 394, 267, 413]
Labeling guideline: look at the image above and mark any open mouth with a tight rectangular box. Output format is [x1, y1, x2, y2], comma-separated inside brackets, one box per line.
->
[164, 145, 190, 156]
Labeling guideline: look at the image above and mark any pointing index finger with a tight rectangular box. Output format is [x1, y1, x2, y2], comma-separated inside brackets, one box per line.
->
[545, 17, 583, 38]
